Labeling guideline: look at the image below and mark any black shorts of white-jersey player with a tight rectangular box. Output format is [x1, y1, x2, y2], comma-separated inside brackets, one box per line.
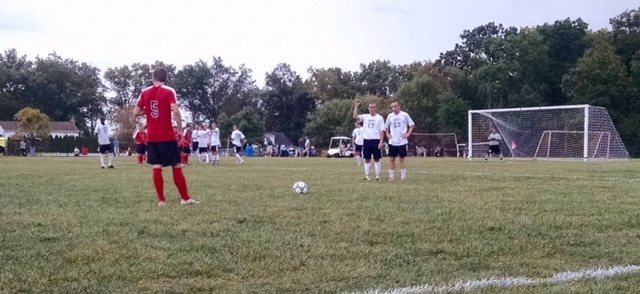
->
[485, 128, 504, 161]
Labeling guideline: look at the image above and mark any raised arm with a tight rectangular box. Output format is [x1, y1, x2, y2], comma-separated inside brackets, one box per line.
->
[353, 99, 361, 120]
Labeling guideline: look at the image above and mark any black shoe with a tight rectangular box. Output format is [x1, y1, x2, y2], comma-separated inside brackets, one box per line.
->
[108, 165, 114, 169]
[101, 166, 105, 169]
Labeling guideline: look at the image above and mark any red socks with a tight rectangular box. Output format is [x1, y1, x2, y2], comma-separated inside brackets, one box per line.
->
[172, 167, 190, 201]
[153, 168, 165, 202]
[138, 155, 144, 164]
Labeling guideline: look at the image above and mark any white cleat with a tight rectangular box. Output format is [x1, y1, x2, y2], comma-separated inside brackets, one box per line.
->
[181, 198, 199, 205]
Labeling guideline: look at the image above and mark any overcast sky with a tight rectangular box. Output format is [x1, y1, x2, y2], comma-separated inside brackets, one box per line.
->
[0, 0, 637, 86]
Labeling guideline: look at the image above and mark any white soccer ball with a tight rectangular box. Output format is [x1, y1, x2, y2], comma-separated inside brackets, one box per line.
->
[293, 181, 308, 194]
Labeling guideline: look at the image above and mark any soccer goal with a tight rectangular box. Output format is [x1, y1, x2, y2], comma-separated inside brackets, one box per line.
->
[468, 105, 629, 160]
[409, 133, 458, 157]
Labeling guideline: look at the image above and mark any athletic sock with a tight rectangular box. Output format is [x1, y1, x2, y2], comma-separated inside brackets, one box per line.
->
[172, 167, 190, 201]
[153, 168, 165, 202]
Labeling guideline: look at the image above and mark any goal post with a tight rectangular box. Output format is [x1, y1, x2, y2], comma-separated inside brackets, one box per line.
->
[408, 133, 458, 157]
[468, 105, 629, 160]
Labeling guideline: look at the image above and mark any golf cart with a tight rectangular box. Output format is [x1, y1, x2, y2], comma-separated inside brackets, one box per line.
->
[327, 136, 354, 158]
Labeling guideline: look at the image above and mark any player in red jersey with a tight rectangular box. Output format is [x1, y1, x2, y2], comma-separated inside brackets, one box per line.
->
[181, 124, 192, 165]
[133, 67, 198, 206]
[133, 125, 147, 165]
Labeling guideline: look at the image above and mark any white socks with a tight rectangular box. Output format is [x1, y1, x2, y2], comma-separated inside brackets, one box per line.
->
[364, 163, 371, 176]
[374, 162, 381, 177]
[108, 153, 113, 166]
[100, 154, 105, 167]
[356, 156, 361, 166]
[401, 169, 407, 180]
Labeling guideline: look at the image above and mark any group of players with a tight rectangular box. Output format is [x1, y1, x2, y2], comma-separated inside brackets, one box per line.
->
[132, 122, 247, 168]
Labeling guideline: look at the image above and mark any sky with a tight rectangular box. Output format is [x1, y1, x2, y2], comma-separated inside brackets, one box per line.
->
[0, 0, 638, 86]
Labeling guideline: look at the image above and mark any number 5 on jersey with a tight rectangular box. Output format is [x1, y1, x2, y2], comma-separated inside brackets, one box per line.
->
[151, 101, 159, 118]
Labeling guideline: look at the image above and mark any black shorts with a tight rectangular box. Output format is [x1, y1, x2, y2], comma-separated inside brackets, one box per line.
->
[0, 146, 5, 154]
[147, 141, 181, 167]
[210, 145, 219, 152]
[136, 144, 147, 155]
[355, 144, 363, 152]
[182, 146, 191, 154]
[388, 144, 408, 158]
[362, 139, 382, 160]
[191, 142, 199, 152]
[99, 144, 113, 154]
[234, 145, 243, 154]
[488, 145, 501, 155]
[199, 147, 209, 154]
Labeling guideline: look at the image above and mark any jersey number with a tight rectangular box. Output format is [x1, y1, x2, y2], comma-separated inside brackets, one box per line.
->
[368, 121, 375, 128]
[151, 101, 159, 118]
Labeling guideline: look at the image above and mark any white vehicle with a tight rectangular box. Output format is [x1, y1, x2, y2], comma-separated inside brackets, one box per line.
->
[326, 136, 354, 158]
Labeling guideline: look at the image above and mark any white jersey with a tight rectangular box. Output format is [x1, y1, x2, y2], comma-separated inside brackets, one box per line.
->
[210, 127, 221, 146]
[385, 111, 415, 146]
[352, 127, 364, 145]
[357, 114, 385, 140]
[191, 130, 200, 145]
[199, 129, 210, 147]
[488, 133, 503, 146]
[95, 123, 110, 145]
[231, 130, 245, 147]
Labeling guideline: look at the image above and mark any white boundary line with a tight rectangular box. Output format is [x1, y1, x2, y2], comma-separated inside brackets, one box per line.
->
[348, 265, 640, 294]
[418, 171, 640, 182]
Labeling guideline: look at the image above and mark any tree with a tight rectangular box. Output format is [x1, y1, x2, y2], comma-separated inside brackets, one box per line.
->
[537, 18, 589, 105]
[304, 99, 355, 148]
[173, 57, 257, 123]
[217, 107, 265, 147]
[562, 31, 631, 112]
[261, 63, 316, 143]
[394, 75, 446, 133]
[14, 107, 50, 138]
[306, 67, 363, 101]
[437, 22, 518, 71]
[357, 60, 405, 99]
[0, 49, 32, 121]
[610, 7, 640, 69]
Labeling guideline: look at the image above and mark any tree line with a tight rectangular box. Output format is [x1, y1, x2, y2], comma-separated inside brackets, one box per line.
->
[1, 7, 639, 155]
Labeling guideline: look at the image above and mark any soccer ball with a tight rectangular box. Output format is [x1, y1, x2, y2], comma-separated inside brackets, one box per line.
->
[293, 181, 308, 194]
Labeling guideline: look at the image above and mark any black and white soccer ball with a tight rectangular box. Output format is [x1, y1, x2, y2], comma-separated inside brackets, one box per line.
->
[293, 181, 308, 194]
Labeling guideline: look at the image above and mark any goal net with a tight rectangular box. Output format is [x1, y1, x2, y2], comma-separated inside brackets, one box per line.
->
[468, 105, 629, 160]
[409, 133, 458, 157]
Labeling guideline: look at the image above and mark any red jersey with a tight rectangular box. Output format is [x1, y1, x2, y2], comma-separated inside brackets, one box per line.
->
[134, 130, 147, 145]
[136, 85, 178, 142]
[182, 130, 191, 147]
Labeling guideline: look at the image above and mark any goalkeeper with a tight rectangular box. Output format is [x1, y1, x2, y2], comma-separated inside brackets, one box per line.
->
[485, 128, 504, 161]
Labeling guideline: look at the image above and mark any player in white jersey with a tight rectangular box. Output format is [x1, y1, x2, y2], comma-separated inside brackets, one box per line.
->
[230, 125, 246, 164]
[198, 124, 210, 163]
[209, 122, 221, 165]
[191, 125, 200, 160]
[353, 99, 385, 181]
[385, 100, 415, 181]
[485, 128, 504, 161]
[95, 117, 114, 169]
[351, 121, 364, 167]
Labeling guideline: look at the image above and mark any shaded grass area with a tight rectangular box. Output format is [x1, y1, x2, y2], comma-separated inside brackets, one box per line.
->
[1, 156, 640, 293]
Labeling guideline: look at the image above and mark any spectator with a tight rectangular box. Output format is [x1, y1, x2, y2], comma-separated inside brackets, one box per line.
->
[27, 133, 41, 157]
[73, 146, 80, 157]
[20, 140, 27, 156]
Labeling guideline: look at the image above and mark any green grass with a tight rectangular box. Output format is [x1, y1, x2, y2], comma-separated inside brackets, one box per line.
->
[2, 156, 640, 293]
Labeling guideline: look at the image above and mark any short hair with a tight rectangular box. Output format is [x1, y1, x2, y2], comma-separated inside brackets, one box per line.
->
[152, 67, 168, 83]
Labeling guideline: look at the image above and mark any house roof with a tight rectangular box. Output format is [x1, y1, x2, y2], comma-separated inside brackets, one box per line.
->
[0, 121, 80, 133]
[266, 132, 294, 147]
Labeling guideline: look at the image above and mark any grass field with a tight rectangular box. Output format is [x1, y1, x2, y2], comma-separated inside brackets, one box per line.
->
[2, 155, 640, 293]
